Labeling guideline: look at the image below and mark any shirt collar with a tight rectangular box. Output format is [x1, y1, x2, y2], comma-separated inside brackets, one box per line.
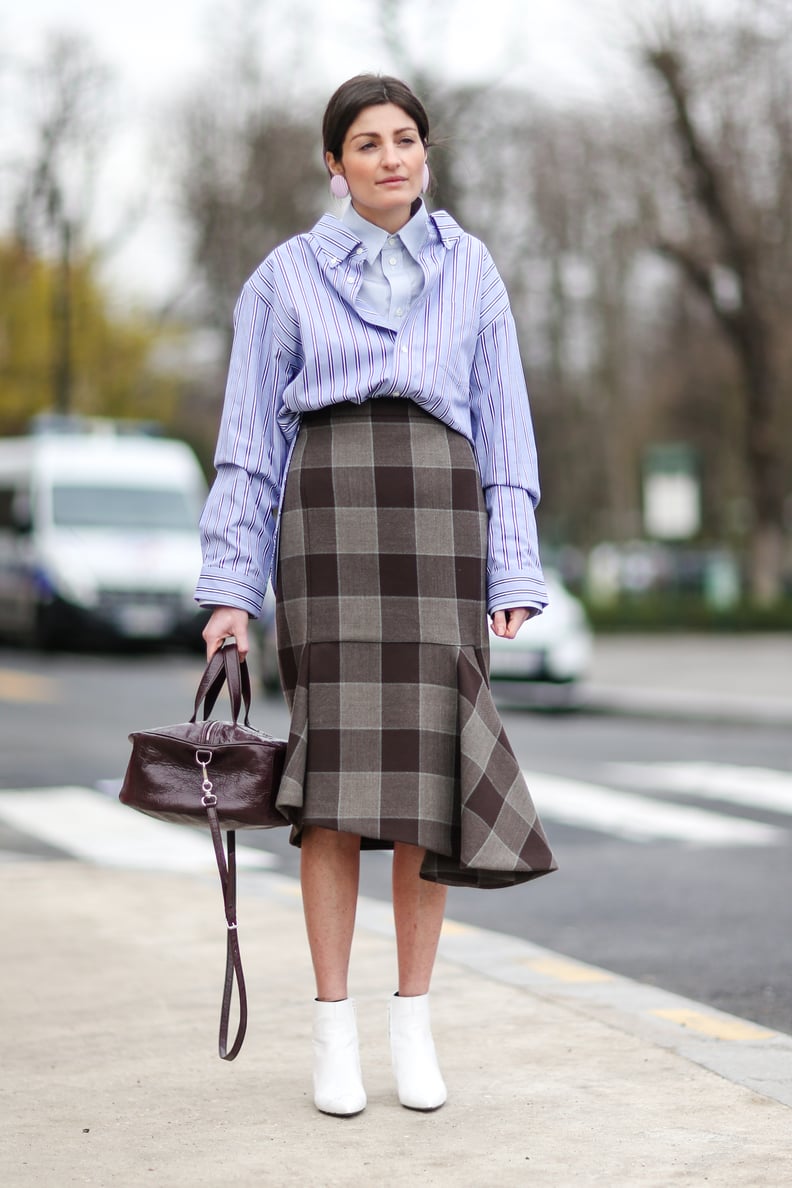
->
[341, 200, 430, 265]
[309, 205, 460, 268]
[399, 201, 430, 263]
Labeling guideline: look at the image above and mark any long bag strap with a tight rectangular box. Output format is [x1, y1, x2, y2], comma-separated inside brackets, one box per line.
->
[195, 641, 250, 1060]
[205, 803, 247, 1060]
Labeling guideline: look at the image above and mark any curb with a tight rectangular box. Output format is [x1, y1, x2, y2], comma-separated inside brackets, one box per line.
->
[581, 684, 792, 726]
[240, 868, 792, 1112]
[490, 679, 792, 726]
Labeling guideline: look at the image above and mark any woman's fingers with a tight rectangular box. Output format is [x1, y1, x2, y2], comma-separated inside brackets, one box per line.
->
[202, 607, 251, 660]
[490, 607, 532, 639]
[491, 610, 508, 637]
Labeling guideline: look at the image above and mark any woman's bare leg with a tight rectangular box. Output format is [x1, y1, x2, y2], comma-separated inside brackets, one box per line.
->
[392, 842, 448, 996]
[300, 825, 361, 1001]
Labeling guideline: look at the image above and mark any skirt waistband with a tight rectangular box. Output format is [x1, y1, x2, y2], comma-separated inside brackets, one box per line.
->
[300, 397, 425, 426]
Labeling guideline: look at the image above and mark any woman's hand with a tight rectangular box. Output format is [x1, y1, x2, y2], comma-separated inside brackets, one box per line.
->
[490, 607, 534, 639]
[202, 606, 251, 660]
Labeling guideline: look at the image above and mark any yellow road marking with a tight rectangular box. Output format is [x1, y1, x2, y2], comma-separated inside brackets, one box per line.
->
[0, 668, 58, 704]
[652, 1008, 776, 1041]
[524, 956, 614, 984]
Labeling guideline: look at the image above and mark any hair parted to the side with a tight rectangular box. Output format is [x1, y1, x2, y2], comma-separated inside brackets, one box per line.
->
[322, 74, 430, 167]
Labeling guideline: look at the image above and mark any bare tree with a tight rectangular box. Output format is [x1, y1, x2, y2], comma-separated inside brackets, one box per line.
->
[447, 85, 656, 550]
[11, 32, 112, 416]
[638, 3, 792, 602]
[175, 98, 320, 341]
[168, 0, 323, 349]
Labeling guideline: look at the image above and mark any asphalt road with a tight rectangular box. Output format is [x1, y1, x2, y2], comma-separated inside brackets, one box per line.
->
[1, 645, 790, 1035]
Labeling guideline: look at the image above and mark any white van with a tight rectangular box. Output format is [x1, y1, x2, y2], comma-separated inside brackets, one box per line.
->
[0, 424, 208, 648]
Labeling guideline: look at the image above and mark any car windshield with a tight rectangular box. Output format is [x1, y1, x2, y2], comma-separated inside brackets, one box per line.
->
[52, 485, 198, 531]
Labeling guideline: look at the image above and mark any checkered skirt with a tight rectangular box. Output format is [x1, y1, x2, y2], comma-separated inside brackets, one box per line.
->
[274, 399, 556, 888]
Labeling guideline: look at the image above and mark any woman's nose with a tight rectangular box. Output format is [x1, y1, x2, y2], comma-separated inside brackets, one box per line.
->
[381, 141, 400, 167]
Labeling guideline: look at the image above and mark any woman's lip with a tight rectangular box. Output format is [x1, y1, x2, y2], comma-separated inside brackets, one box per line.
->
[377, 177, 407, 185]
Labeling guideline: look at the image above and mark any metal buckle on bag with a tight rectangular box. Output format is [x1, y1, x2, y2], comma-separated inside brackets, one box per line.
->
[195, 748, 217, 806]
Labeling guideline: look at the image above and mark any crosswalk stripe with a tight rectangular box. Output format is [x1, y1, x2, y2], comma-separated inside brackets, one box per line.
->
[607, 762, 792, 816]
[0, 788, 277, 872]
[523, 770, 785, 846]
[1, 765, 788, 862]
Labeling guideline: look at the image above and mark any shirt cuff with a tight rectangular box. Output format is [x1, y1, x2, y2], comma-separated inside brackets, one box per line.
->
[194, 570, 266, 618]
[486, 572, 548, 616]
[488, 600, 543, 618]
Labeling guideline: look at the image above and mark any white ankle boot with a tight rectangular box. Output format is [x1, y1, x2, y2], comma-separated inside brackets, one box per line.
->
[388, 993, 447, 1111]
[312, 998, 367, 1117]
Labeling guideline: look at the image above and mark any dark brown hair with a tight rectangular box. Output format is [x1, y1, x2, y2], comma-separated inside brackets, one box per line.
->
[322, 74, 430, 165]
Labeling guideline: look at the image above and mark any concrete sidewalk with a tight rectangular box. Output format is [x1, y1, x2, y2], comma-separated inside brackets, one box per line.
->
[3, 860, 791, 1187]
[583, 632, 792, 724]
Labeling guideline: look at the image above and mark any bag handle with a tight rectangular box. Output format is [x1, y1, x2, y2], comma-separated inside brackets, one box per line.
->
[191, 641, 253, 727]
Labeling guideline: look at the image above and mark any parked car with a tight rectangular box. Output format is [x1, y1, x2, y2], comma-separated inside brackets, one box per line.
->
[256, 571, 592, 693]
[0, 422, 209, 648]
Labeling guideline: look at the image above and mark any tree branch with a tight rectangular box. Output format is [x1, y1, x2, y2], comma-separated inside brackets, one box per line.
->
[646, 46, 755, 282]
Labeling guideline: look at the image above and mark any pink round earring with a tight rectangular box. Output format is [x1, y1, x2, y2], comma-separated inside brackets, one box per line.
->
[422, 163, 430, 193]
[330, 174, 350, 199]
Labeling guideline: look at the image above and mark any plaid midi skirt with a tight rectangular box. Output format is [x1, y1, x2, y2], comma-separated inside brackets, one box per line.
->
[274, 398, 557, 889]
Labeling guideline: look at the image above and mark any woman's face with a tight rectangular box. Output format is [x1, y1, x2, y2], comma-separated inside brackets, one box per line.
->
[326, 102, 426, 232]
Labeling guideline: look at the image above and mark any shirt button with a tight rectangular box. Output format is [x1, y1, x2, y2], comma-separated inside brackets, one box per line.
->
[388, 256, 397, 266]
[396, 308, 404, 316]
[356, 247, 364, 255]
[401, 346, 408, 354]
[388, 236, 396, 245]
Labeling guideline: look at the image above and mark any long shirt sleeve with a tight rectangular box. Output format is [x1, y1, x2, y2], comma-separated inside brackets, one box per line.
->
[195, 273, 300, 614]
[469, 262, 545, 613]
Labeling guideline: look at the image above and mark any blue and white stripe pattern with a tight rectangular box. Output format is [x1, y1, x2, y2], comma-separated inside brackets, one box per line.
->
[196, 206, 547, 617]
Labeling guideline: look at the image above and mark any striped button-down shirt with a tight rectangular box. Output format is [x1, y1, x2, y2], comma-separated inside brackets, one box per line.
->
[196, 205, 547, 617]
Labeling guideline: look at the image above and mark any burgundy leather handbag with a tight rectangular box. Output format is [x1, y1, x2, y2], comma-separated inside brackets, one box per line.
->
[119, 641, 288, 1059]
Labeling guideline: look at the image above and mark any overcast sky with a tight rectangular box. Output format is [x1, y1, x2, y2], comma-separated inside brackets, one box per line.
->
[6, 0, 623, 99]
[2, 0, 714, 303]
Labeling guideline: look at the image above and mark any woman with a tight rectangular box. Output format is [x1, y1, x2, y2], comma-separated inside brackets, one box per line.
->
[196, 74, 556, 1117]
